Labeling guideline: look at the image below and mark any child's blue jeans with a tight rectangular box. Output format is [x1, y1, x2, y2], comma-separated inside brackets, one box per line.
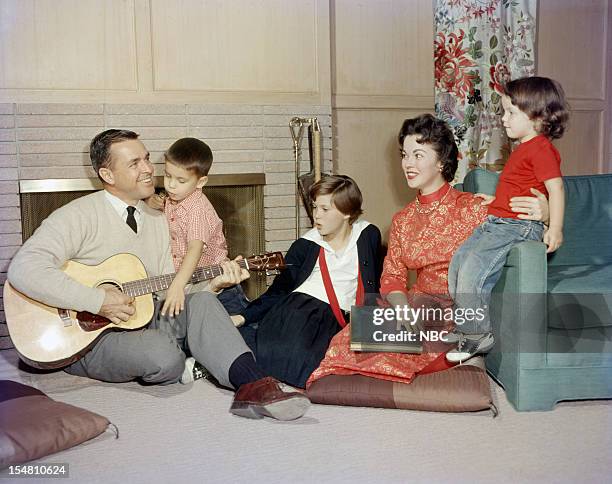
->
[448, 215, 545, 335]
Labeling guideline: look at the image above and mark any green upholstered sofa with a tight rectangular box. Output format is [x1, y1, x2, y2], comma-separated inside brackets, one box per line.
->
[457, 168, 612, 411]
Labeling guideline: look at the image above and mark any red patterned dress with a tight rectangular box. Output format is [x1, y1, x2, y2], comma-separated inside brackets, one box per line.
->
[306, 183, 487, 386]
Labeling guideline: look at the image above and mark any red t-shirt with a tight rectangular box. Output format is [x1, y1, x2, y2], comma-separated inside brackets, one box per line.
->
[488, 135, 562, 219]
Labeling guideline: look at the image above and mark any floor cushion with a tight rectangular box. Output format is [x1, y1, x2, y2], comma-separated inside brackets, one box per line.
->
[307, 357, 496, 414]
[0, 380, 113, 468]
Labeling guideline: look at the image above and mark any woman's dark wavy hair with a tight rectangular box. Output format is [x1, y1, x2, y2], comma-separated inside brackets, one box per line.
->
[502, 76, 569, 140]
[398, 114, 458, 183]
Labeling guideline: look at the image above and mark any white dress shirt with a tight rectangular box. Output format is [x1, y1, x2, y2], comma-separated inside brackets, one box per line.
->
[104, 190, 145, 229]
[293, 219, 370, 311]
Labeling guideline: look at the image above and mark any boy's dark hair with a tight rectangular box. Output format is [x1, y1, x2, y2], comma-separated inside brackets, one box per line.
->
[165, 138, 213, 177]
[90, 129, 140, 181]
[309, 175, 363, 224]
[502, 76, 569, 139]
[398, 114, 458, 183]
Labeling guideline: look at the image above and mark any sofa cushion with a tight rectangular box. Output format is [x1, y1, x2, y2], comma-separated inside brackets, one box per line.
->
[307, 358, 495, 414]
[547, 265, 612, 329]
[546, 327, 612, 367]
[0, 380, 112, 468]
[548, 174, 612, 267]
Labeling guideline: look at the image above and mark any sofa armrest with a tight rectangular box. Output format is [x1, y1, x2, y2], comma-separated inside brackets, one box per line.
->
[504, 241, 547, 292]
[491, 240, 548, 368]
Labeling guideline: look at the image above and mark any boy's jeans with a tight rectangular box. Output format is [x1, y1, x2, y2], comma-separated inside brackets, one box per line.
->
[448, 215, 545, 335]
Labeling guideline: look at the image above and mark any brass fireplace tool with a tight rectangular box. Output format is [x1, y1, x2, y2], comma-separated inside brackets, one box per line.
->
[289, 117, 322, 239]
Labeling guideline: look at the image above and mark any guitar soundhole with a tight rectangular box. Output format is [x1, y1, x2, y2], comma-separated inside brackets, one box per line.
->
[76, 312, 112, 332]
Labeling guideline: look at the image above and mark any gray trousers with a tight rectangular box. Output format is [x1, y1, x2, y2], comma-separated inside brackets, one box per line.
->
[65, 291, 251, 388]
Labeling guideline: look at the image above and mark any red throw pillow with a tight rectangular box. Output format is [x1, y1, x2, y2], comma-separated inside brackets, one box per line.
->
[0, 380, 113, 468]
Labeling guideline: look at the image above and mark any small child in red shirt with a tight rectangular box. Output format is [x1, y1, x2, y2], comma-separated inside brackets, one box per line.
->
[147, 138, 248, 320]
[446, 76, 569, 363]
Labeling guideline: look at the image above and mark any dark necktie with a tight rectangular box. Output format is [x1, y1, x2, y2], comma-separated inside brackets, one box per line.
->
[126, 206, 137, 233]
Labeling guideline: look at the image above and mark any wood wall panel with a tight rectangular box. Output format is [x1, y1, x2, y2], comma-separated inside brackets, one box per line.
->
[0, 0, 330, 105]
[333, 0, 433, 106]
[151, 0, 319, 93]
[0, 0, 137, 91]
[538, 0, 607, 100]
[538, 0, 610, 174]
[607, 1, 612, 172]
[334, 108, 429, 241]
[332, 0, 434, 242]
[553, 110, 604, 176]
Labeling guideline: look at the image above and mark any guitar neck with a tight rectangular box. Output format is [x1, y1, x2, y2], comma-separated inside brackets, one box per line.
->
[121, 259, 249, 297]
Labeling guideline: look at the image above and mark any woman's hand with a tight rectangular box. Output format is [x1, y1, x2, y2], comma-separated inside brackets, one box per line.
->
[474, 193, 495, 205]
[509, 188, 549, 224]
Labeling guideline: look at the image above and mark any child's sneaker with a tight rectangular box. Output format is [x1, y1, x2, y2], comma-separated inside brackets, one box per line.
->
[180, 357, 212, 384]
[446, 333, 495, 363]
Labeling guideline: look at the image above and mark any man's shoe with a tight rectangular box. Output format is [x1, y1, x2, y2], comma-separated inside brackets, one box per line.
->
[446, 333, 495, 363]
[180, 357, 212, 384]
[230, 377, 311, 421]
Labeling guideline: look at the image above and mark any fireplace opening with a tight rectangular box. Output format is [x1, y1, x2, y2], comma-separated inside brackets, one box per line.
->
[18, 174, 267, 300]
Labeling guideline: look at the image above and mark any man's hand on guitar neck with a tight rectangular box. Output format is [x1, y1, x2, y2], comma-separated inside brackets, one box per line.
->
[99, 285, 136, 324]
[208, 257, 250, 294]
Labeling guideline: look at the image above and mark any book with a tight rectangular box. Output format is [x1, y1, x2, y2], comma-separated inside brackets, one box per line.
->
[349, 305, 423, 353]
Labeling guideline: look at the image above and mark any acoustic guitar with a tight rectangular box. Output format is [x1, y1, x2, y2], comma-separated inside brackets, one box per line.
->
[3, 252, 284, 370]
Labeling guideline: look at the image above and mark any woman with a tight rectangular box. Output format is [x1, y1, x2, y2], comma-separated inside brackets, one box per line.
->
[307, 114, 548, 386]
[235, 175, 383, 388]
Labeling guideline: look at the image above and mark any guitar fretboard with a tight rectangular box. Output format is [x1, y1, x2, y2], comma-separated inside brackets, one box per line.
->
[121, 259, 249, 297]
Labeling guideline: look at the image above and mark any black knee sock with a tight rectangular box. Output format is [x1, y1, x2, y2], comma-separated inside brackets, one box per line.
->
[228, 352, 266, 389]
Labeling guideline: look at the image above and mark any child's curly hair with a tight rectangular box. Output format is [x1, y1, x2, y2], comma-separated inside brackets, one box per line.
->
[502, 77, 569, 139]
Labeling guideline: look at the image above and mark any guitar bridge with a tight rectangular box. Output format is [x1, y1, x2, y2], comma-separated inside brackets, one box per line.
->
[265, 269, 281, 276]
[58, 309, 74, 327]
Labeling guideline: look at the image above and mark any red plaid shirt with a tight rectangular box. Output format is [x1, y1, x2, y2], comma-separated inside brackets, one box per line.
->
[164, 190, 228, 270]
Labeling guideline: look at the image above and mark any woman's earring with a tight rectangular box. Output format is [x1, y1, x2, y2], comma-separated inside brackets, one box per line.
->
[438, 166, 442, 172]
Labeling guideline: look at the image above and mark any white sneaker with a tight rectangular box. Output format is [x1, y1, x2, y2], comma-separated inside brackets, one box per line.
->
[446, 333, 495, 363]
[180, 357, 211, 384]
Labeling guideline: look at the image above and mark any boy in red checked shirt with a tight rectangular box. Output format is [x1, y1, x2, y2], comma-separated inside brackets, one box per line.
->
[147, 138, 249, 321]
[446, 76, 569, 363]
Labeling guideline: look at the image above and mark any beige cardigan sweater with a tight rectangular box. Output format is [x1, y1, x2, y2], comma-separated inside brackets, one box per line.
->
[8, 190, 175, 315]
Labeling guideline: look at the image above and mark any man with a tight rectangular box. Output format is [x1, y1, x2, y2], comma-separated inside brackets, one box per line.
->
[7, 129, 310, 421]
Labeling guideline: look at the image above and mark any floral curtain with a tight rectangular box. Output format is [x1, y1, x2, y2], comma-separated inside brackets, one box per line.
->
[434, 0, 537, 183]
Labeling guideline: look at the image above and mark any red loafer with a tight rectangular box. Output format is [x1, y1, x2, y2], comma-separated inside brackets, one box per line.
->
[230, 377, 311, 421]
